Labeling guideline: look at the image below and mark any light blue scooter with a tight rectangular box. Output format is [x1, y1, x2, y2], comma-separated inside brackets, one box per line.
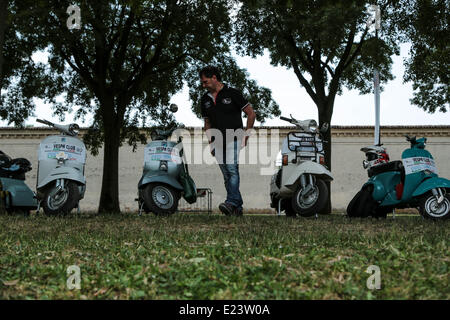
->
[347, 135, 450, 219]
[0, 151, 38, 215]
[35, 119, 87, 215]
[137, 104, 195, 215]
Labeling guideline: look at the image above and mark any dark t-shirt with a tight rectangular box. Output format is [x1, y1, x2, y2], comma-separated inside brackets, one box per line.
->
[200, 84, 249, 137]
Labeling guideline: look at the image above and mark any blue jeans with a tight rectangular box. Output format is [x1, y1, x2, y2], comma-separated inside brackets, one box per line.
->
[217, 140, 243, 210]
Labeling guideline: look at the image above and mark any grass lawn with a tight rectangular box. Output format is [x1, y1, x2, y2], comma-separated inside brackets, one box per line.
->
[0, 212, 448, 300]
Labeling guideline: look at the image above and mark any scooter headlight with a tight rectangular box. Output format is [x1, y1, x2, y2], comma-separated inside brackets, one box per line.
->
[309, 121, 318, 132]
[159, 160, 168, 171]
[56, 151, 68, 164]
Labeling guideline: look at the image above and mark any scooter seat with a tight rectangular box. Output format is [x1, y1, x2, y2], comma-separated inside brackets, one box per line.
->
[0, 150, 12, 167]
[0, 158, 32, 180]
[368, 160, 404, 178]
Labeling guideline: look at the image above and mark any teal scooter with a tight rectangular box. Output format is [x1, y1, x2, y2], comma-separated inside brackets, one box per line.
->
[136, 104, 197, 216]
[0, 151, 38, 215]
[347, 135, 450, 220]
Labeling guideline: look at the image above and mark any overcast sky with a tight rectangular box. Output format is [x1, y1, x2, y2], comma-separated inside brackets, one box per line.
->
[2, 43, 449, 128]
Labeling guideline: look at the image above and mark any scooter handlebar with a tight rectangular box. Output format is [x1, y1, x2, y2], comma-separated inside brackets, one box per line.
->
[405, 134, 416, 143]
[36, 119, 54, 127]
[280, 116, 292, 123]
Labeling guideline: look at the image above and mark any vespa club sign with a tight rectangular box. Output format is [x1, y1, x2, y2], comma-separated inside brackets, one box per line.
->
[402, 157, 438, 175]
[144, 145, 182, 164]
[39, 143, 86, 164]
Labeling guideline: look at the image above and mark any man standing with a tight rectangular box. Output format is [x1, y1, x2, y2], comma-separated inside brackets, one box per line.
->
[199, 66, 256, 216]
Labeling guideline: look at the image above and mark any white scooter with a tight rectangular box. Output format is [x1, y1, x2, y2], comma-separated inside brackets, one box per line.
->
[36, 119, 86, 215]
[270, 115, 333, 217]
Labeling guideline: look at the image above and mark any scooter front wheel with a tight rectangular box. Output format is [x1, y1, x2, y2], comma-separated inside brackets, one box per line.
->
[42, 180, 79, 216]
[419, 192, 450, 220]
[292, 178, 328, 217]
[143, 183, 179, 216]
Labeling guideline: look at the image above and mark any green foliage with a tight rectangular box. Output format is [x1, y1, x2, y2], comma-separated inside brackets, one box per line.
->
[0, 214, 448, 299]
[0, 0, 49, 126]
[5, 0, 278, 152]
[400, 0, 449, 113]
[234, 0, 399, 117]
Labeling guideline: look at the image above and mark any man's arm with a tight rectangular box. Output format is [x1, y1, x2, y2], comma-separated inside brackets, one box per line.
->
[242, 104, 256, 147]
[204, 118, 215, 155]
[204, 117, 212, 142]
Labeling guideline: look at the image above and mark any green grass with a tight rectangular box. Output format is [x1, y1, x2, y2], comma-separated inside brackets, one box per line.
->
[0, 213, 448, 300]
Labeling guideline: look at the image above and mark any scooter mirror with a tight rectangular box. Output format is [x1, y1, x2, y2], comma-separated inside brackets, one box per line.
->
[69, 124, 80, 136]
[150, 130, 158, 141]
[169, 104, 178, 113]
[362, 160, 369, 169]
[320, 123, 329, 133]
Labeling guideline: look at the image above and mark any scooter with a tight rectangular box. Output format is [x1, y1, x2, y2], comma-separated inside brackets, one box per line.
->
[0, 151, 38, 215]
[137, 104, 196, 216]
[35, 119, 86, 215]
[347, 135, 450, 220]
[270, 115, 333, 217]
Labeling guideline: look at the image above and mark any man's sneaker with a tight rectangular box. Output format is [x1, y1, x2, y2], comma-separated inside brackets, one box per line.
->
[233, 207, 243, 216]
[219, 202, 235, 216]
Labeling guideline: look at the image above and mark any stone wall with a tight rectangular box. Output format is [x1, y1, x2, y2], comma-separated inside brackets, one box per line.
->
[1, 126, 449, 212]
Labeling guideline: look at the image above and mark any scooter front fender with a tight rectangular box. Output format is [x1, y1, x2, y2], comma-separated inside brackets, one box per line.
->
[37, 166, 85, 189]
[138, 174, 183, 191]
[283, 161, 333, 187]
[412, 177, 450, 198]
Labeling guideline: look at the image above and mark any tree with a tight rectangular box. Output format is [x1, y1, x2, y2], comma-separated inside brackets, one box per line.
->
[9, 0, 279, 213]
[399, 0, 449, 112]
[0, 0, 7, 84]
[234, 0, 399, 212]
[0, 0, 48, 125]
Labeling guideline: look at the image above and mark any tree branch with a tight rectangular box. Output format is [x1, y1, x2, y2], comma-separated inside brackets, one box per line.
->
[343, 27, 369, 70]
[290, 55, 317, 104]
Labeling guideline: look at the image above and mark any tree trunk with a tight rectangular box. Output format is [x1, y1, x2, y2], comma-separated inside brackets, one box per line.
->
[0, 0, 8, 88]
[318, 105, 333, 214]
[98, 99, 121, 213]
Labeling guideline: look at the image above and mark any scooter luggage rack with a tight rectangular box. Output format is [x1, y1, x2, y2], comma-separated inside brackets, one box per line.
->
[287, 131, 324, 162]
[177, 188, 213, 214]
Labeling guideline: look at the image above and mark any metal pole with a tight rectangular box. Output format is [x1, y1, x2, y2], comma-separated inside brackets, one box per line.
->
[374, 68, 381, 146]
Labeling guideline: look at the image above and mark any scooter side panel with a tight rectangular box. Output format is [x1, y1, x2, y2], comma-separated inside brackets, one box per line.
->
[412, 177, 450, 198]
[0, 177, 37, 208]
[401, 148, 437, 202]
[401, 172, 433, 202]
[364, 171, 402, 205]
[138, 174, 184, 191]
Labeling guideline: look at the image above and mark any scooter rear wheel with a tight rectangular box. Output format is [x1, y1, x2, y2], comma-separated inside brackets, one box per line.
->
[143, 183, 179, 216]
[42, 180, 79, 216]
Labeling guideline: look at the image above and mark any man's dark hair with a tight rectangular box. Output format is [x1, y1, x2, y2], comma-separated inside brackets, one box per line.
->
[199, 66, 222, 82]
